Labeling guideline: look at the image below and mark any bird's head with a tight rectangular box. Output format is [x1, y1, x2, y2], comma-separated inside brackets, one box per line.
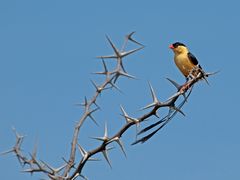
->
[169, 42, 188, 54]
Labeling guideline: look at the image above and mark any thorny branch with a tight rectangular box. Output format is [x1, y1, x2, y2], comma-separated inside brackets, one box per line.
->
[1, 32, 217, 180]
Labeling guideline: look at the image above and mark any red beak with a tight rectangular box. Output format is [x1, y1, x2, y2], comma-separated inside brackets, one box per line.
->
[169, 44, 174, 49]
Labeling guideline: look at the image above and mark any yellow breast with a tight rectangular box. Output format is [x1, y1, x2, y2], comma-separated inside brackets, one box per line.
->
[174, 54, 196, 77]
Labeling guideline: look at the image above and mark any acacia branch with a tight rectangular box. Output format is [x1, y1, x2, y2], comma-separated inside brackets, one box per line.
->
[68, 69, 209, 179]
[1, 32, 217, 180]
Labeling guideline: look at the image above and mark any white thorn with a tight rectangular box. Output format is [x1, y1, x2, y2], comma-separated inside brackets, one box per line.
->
[148, 82, 159, 103]
[120, 105, 139, 124]
[102, 148, 112, 169]
[104, 122, 108, 139]
[140, 82, 160, 110]
[166, 78, 181, 90]
[115, 137, 127, 158]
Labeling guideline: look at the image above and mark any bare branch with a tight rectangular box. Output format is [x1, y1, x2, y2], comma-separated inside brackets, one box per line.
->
[3, 33, 216, 180]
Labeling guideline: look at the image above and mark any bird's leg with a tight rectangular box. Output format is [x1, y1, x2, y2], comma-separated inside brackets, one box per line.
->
[181, 70, 195, 92]
[181, 69, 197, 92]
[188, 73, 195, 79]
[187, 66, 199, 80]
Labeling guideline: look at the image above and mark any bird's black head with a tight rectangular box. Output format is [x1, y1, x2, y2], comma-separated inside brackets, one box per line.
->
[172, 42, 186, 48]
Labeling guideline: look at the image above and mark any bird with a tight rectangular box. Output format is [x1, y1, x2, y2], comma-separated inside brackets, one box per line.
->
[169, 42, 207, 81]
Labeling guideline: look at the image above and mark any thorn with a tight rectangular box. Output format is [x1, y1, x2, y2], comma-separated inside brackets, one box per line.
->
[93, 100, 100, 109]
[116, 70, 136, 80]
[86, 107, 100, 126]
[77, 144, 88, 161]
[166, 78, 187, 100]
[12, 127, 25, 144]
[203, 76, 210, 85]
[1, 128, 25, 156]
[119, 70, 136, 79]
[21, 168, 35, 175]
[102, 147, 113, 169]
[90, 122, 108, 141]
[96, 55, 117, 59]
[0, 149, 14, 156]
[105, 35, 121, 58]
[166, 78, 181, 90]
[137, 118, 166, 135]
[96, 35, 121, 59]
[92, 58, 111, 76]
[88, 114, 99, 126]
[112, 73, 120, 84]
[103, 122, 108, 139]
[77, 96, 88, 107]
[126, 31, 135, 38]
[116, 138, 127, 158]
[112, 70, 136, 84]
[100, 58, 108, 74]
[205, 70, 220, 77]
[120, 105, 139, 124]
[28, 153, 41, 168]
[30, 141, 38, 163]
[91, 80, 110, 93]
[153, 111, 160, 118]
[62, 157, 76, 169]
[126, 31, 144, 47]
[140, 102, 156, 111]
[111, 137, 127, 158]
[90, 136, 106, 141]
[90, 80, 98, 91]
[132, 127, 160, 145]
[140, 82, 160, 110]
[101, 58, 108, 72]
[96, 38, 143, 59]
[54, 164, 68, 174]
[132, 120, 171, 145]
[167, 82, 195, 101]
[148, 82, 159, 103]
[169, 105, 185, 116]
[197, 71, 210, 85]
[121, 33, 130, 52]
[40, 160, 66, 174]
[84, 96, 88, 105]
[77, 144, 99, 162]
[109, 82, 123, 93]
[120, 46, 144, 58]
[77, 144, 87, 156]
[121, 31, 140, 52]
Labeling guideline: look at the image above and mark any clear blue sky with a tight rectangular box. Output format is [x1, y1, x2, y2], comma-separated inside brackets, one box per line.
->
[1, 0, 239, 179]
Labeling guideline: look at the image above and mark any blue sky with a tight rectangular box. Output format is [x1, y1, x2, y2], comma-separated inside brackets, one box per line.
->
[0, 0, 239, 179]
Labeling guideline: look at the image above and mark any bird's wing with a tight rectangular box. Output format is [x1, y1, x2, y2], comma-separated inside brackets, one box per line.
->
[187, 52, 199, 65]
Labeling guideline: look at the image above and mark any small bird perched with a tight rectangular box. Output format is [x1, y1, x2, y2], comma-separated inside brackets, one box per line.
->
[132, 42, 213, 145]
[169, 42, 207, 81]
